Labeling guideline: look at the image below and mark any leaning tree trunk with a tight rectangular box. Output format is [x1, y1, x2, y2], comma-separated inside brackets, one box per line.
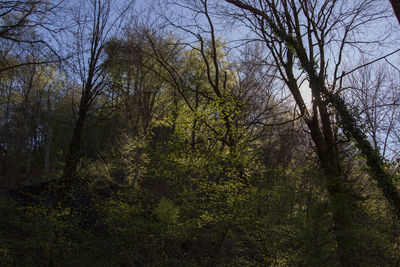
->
[305, 101, 360, 266]
[223, 0, 400, 220]
[277, 48, 360, 265]
[324, 87, 400, 219]
[299, 52, 400, 220]
[317, 142, 359, 266]
[60, 91, 90, 200]
[281, 34, 400, 221]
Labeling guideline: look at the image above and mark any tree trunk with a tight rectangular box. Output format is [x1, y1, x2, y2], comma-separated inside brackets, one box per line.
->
[60, 96, 89, 198]
[221, 1, 400, 218]
[306, 113, 359, 265]
[319, 150, 359, 266]
[326, 89, 400, 219]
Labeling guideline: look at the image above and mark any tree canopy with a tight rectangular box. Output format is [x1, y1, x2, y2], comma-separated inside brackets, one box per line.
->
[0, 0, 400, 266]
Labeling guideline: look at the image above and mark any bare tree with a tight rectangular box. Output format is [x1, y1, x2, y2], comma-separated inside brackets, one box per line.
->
[156, 0, 288, 153]
[0, 0, 65, 72]
[103, 27, 171, 185]
[0, 50, 60, 188]
[223, 0, 400, 265]
[347, 62, 400, 162]
[60, 0, 134, 197]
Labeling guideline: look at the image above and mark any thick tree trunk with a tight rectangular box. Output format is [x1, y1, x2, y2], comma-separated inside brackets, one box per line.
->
[222, 2, 400, 220]
[285, 50, 360, 265]
[319, 149, 359, 266]
[307, 114, 359, 266]
[223, 1, 399, 264]
[327, 174, 358, 266]
[326, 89, 400, 220]
[283, 32, 400, 222]
[60, 97, 89, 198]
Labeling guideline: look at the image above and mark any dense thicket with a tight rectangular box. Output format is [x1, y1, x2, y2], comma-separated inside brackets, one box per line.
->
[0, 0, 400, 266]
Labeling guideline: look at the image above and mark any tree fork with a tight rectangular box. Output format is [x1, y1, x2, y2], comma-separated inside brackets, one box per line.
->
[224, 0, 400, 220]
[297, 40, 400, 221]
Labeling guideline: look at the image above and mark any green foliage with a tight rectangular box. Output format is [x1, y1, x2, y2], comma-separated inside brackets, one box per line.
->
[1, 16, 400, 266]
[0, 197, 77, 266]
